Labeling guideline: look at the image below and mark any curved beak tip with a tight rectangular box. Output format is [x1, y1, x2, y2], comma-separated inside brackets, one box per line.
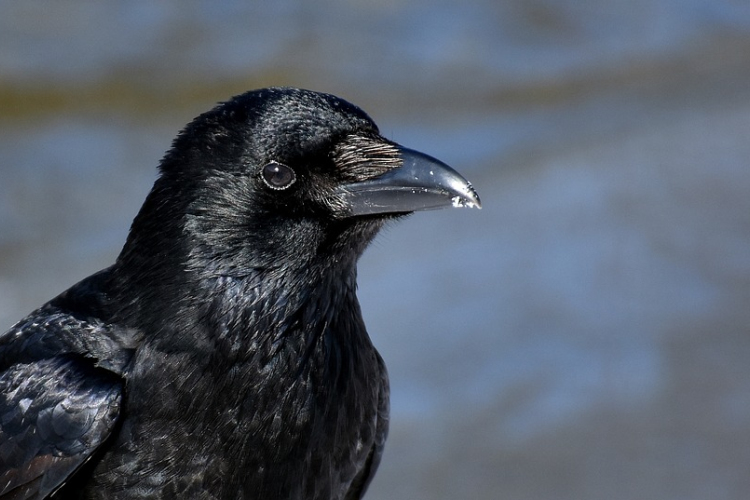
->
[452, 191, 482, 210]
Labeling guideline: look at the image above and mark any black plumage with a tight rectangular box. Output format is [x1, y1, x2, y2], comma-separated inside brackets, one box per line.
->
[0, 87, 480, 500]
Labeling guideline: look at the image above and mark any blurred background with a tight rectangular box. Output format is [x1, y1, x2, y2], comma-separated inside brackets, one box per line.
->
[1, 1, 750, 498]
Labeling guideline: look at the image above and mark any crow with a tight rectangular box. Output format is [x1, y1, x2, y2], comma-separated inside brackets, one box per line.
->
[0, 87, 480, 500]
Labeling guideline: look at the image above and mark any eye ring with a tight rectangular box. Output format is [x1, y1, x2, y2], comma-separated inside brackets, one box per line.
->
[261, 162, 296, 190]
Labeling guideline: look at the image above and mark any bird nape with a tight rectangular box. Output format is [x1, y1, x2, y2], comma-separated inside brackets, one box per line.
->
[0, 87, 480, 500]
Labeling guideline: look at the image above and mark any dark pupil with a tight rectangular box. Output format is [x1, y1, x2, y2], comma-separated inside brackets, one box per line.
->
[263, 163, 295, 189]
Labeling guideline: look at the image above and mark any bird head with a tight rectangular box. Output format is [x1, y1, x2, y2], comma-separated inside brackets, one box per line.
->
[118, 87, 480, 282]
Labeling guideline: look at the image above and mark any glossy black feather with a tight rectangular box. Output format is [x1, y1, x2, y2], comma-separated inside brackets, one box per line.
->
[0, 356, 121, 500]
[0, 87, 452, 499]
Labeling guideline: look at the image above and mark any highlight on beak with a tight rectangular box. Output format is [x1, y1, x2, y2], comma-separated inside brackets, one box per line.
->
[337, 146, 481, 216]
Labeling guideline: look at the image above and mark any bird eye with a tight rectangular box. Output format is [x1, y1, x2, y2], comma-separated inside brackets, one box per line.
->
[261, 162, 296, 190]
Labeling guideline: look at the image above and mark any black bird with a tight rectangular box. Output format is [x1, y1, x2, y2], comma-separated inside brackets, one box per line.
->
[0, 87, 480, 500]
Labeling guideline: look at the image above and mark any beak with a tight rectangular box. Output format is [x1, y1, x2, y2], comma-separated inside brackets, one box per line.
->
[337, 146, 481, 216]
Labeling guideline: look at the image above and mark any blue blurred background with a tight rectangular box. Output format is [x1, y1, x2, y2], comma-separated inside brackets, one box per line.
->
[2, 1, 750, 498]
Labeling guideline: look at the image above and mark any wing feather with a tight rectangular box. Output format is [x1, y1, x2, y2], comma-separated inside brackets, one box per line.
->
[0, 356, 122, 500]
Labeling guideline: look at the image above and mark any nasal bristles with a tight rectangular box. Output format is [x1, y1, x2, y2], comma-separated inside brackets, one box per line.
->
[333, 135, 401, 182]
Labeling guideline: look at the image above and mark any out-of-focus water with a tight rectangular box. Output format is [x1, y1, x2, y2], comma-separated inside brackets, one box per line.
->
[2, 2, 750, 499]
